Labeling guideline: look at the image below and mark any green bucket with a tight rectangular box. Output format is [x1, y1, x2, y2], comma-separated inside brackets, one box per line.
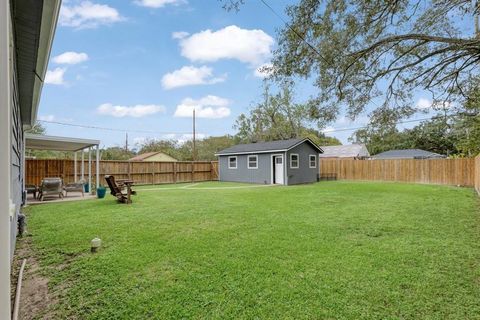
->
[97, 187, 106, 199]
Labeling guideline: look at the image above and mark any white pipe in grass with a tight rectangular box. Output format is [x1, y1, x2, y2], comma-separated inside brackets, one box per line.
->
[12, 258, 27, 320]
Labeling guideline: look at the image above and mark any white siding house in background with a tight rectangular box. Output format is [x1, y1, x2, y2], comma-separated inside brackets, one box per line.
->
[319, 144, 370, 159]
[0, 0, 60, 317]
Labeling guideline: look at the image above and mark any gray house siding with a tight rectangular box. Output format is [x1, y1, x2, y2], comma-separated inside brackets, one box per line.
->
[219, 153, 272, 184]
[286, 143, 319, 185]
[10, 35, 23, 260]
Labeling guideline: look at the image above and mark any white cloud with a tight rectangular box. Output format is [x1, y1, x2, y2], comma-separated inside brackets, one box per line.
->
[416, 98, 432, 109]
[161, 65, 226, 90]
[172, 31, 189, 39]
[45, 67, 67, 85]
[177, 25, 274, 66]
[38, 114, 56, 121]
[174, 95, 231, 119]
[254, 63, 274, 78]
[415, 98, 452, 110]
[53, 51, 89, 64]
[60, 1, 123, 29]
[134, 0, 186, 8]
[97, 103, 165, 117]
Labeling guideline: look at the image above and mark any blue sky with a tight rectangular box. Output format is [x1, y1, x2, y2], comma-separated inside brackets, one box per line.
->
[39, 0, 443, 148]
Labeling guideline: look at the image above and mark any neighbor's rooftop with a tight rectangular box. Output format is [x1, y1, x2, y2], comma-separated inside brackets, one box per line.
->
[372, 149, 446, 159]
[319, 144, 370, 158]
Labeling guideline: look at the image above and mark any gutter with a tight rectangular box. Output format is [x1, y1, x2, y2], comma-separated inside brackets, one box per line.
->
[29, 0, 62, 128]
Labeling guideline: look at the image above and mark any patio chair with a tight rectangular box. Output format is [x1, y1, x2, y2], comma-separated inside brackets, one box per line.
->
[105, 175, 135, 204]
[38, 177, 64, 201]
[64, 179, 85, 197]
[25, 184, 38, 199]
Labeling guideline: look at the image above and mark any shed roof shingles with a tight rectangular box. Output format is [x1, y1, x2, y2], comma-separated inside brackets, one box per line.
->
[216, 138, 322, 155]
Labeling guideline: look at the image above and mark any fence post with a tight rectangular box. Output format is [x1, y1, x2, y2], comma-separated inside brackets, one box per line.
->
[151, 162, 155, 185]
[128, 161, 131, 180]
[191, 161, 195, 182]
[173, 162, 177, 184]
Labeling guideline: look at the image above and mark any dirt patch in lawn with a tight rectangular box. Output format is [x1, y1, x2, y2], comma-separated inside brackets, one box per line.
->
[11, 235, 57, 320]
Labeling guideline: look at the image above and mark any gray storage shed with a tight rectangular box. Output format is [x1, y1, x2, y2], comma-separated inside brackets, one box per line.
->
[215, 138, 323, 185]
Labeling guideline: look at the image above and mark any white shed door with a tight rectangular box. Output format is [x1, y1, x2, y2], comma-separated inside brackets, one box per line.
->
[274, 156, 284, 184]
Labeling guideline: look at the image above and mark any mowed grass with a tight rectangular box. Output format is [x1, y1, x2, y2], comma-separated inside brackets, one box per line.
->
[25, 181, 480, 319]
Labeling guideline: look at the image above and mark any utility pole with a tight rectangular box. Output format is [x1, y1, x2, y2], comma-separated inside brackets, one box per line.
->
[125, 132, 128, 153]
[192, 108, 196, 161]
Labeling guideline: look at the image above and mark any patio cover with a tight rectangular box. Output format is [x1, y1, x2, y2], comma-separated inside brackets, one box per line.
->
[25, 134, 99, 151]
[24, 134, 101, 195]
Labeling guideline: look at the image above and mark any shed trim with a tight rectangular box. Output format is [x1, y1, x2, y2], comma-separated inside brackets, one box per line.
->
[216, 138, 323, 156]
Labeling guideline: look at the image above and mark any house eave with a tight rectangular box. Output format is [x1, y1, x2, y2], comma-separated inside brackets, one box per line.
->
[14, 0, 61, 127]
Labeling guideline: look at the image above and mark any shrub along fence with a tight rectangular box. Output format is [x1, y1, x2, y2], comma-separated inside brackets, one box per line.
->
[320, 158, 476, 187]
[26, 159, 219, 187]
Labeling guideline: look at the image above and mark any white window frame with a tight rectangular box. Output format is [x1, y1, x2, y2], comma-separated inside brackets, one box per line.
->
[290, 153, 299, 169]
[247, 155, 258, 169]
[228, 156, 237, 169]
[309, 154, 317, 168]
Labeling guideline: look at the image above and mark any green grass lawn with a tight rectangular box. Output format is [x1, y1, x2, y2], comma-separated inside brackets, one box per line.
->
[24, 181, 480, 319]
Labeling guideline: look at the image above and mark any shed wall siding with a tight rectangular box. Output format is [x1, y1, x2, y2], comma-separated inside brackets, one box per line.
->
[286, 143, 319, 185]
[219, 153, 271, 184]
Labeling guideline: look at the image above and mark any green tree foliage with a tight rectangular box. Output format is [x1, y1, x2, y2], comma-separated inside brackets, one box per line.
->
[137, 139, 181, 159]
[180, 135, 238, 161]
[101, 147, 136, 161]
[25, 121, 47, 135]
[270, 0, 480, 123]
[235, 82, 309, 141]
[301, 128, 342, 147]
[351, 111, 479, 157]
[234, 82, 341, 145]
[455, 87, 480, 156]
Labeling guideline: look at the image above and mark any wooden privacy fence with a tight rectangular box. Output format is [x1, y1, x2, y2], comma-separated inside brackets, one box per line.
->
[320, 158, 476, 187]
[475, 155, 480, 194]
[26, 159, 219, 187]
[26, 157, 480, 190]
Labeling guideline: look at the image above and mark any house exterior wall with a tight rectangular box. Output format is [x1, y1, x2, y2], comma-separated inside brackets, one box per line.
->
[0, 1, 12, 316]
[10, 29, 22, 259]
[219, 153, 272, 184]
[144, 153, 177, 162]
[286, 143, 319, 185]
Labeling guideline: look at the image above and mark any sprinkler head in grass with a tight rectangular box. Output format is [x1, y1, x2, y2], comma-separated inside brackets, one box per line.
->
[91, 237, 101, 253]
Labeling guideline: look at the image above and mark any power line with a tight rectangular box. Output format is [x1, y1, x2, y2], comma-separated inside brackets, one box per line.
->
[38, 119, 197, 135]
[321, 113, 478, 134]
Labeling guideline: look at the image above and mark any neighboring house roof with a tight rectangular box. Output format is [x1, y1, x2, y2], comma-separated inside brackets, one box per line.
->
[372, 149, 446, 159]
[319, 144, 370, 158]
[129, 152, 177, 162]
[13, 0, 61, 127]
[215, 138, 323, 156]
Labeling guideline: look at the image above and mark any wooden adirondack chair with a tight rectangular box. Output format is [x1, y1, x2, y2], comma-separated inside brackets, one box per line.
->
[105, 175, 135, 204]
